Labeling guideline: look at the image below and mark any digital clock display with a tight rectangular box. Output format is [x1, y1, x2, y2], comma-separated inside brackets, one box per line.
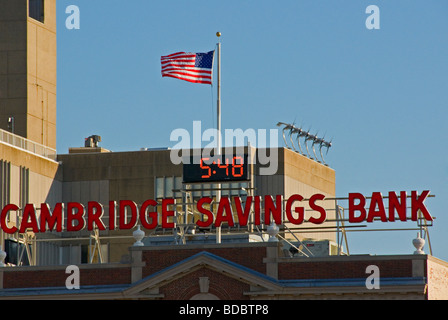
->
[183, 154, 249, 183]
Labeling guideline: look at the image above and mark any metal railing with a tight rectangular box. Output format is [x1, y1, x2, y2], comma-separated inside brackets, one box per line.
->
[0, 128, 57, 161]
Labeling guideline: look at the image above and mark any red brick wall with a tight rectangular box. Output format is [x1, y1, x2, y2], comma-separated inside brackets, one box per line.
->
[4, 270, 68, 289]
[160, 267, 250, 300]
[142, 246, 267, 278]
[3, 267, 131, 289]
[80, 268, 131, 286]
[278, 259, 413, 279]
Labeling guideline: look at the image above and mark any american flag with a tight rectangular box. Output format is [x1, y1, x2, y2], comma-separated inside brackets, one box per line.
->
[161, 51, 215, 85]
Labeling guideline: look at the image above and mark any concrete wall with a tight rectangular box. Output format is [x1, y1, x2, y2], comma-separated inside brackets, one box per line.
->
[0, 141, 61, 263]
[58, 149, 183, 262]
[0, 1, 27, 138]
[0, 0, 57, 149]
[55, 147, 339, 262]
[27, 0, 57, 149]
[58, 150, 181, 202]
[0, 142, 340, 265]
[267, 148, 337, 242]
[427, 256, 448, 300]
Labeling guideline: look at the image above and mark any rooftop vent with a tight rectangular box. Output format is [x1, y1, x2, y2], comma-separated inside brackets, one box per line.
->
[68, 135, 110, 154]
[85, 135, 101, 148]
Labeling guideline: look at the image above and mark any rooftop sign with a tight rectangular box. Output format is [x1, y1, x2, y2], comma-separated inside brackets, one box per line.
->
[0, 190, 433, 234]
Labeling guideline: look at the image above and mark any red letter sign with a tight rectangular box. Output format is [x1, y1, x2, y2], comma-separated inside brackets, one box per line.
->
[411, 190, 433, 221]
[285, 194, 304, 225]
[349, 193, 366, 223]
[67, 202, 85, 232]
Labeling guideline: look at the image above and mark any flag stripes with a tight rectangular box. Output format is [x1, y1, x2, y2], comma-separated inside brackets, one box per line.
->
[161, 51, 214, 85]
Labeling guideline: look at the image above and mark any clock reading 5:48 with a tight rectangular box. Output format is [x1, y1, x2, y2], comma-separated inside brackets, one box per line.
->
[183, 154, 249, 183]
[200, 156, 244, 179]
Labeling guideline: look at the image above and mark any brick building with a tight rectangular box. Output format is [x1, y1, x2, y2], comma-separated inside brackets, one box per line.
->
[0, 0, 447, 301]
[1, 242, 448, 300]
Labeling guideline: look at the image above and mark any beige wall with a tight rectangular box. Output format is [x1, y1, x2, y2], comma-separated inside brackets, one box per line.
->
[427, 256, 448, 300]
[29, 170, 61, 205]
[0, 0, 57, 149]
[56, 148, 339, 262]
[258, 148, 337, 242]
[27, 0, 57, 149]
[0, 141, 60, 180]
[0, 145, 339, 264]
[0, 141, 61, 259]
[59, 150, 182, 202]
[0, 1, 27, 137]
[283, 147, 335, 196]
[58, 150, 182, 262]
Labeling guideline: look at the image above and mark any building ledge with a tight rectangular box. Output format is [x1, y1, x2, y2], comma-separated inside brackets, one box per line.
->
[68, 147, 112, 154]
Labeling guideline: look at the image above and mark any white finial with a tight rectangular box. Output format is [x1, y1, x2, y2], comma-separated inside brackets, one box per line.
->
[267, 222, 279, 242]
[412, 232, 425, 255]
[133, 225, 145, 246]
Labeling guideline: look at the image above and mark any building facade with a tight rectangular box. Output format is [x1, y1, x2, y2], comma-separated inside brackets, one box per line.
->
[0, 0, 338, 268]
[0, 0, 57, 149]
[0, 0, 446, 300]
[1, 242, 448, 300]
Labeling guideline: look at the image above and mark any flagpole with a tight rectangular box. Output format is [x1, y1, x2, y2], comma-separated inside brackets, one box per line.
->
[216, 32, 222, 244]
[216, 32, 221, 152]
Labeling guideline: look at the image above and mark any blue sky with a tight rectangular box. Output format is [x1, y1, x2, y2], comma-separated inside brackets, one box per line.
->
[56, 1, 448, 261]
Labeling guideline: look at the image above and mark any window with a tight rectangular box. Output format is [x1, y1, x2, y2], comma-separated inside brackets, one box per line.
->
[0, 161, 11, 210]
[4, 239, 31, 266]
[29, 0, 44, 23]
[20, 166, 29, 209]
